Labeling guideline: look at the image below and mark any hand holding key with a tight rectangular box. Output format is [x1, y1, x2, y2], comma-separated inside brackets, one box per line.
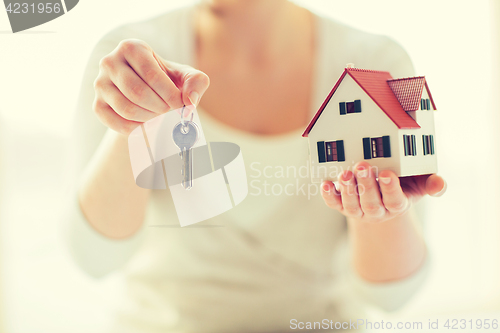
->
[93, 39, 210, 135]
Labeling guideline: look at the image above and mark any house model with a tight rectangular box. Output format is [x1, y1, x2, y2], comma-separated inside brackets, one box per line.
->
[302, 66, 437, 183]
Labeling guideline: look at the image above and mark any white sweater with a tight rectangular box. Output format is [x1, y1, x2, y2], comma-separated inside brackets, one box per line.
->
[64, 5, 430, 332]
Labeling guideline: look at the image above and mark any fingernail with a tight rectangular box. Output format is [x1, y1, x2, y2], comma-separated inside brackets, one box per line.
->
[379, 177, 391, 185]
[356, 167, 368, 178]
[341, 173, 352, 186]
[322, 183, 330, 192]
[189, 91, 200, 106]
[431, 180, 447, 197]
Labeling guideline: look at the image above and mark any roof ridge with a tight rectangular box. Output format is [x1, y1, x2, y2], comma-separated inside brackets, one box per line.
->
[387, 76, 426, 82]
[345, 67, 390, 74]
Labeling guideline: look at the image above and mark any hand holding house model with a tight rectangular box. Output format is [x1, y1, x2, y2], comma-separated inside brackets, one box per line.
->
[302, 66, 438, 183]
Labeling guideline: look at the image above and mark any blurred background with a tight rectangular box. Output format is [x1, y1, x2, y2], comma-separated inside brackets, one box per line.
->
[0, 0, 499, 332]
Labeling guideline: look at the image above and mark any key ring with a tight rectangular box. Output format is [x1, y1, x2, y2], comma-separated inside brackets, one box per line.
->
[180, 105, 194, 134]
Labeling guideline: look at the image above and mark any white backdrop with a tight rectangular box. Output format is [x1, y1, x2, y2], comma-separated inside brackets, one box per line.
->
[0, 0, 499, 332]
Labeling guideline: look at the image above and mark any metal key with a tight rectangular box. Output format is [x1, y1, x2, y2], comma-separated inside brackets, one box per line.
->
[172, 121, 198, 190]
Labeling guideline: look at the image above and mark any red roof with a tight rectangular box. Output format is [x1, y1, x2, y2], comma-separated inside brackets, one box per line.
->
[302, 68, 436, 137]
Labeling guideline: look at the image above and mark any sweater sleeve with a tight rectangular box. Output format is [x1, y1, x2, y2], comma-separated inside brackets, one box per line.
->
[61, 26, 144, 278]
[62, 6, 193, 278]
[347, 248, 430, 312]
[341, 200, 431, 312]
[62, 189, 145, 278]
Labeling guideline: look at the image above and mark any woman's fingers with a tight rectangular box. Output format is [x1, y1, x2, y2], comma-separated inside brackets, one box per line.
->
[338, 170, 363, 218]
[93, 99, 142, 135]
[100, 82, 158, 123]
[105, 60, 170, 114]
[354, 162, 386, 218]
[120, 41, 184, 111]
[378, 170, 410, 214]
[323, 164, 444, 219]
[321, 181, 342, 210]
[94, 39, 211, 134]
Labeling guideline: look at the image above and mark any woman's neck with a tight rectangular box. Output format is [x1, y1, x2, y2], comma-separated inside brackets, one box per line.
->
[193, 0, 316, 135]
[196, 0, 312, 65]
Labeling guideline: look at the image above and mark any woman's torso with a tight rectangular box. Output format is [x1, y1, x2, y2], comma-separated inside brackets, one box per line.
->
[103, 4, 415, 332]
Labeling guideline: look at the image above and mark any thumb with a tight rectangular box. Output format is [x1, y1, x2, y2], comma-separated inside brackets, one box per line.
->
[426, 174, 447, 197]
[158, 58, 210, 110]
[180, 69, 210, 108]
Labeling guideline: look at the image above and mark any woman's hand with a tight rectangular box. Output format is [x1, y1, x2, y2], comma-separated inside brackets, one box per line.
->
[93, 39, 210, 135]
[321, 161, 446, 223]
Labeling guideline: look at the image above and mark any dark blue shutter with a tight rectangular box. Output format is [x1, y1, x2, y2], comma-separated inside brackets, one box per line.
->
[410, 135, 414, 156]
[408, 135, 412, 156]
[382, 136, 391, 157]
[403, 135, 407, 156]
[421, 99, 424, 110]
[426, 99, 431, 110]
[412, 135, 417, 156]
[430, 135, 435, 154]
[408, 136, 412, 155]
[339, 102, 346, 115]
[362, 137, 371, 159]
[354, 100, 362, 113]
[404, 135, 409, 156]
[336, 140, 345, 161]
[422, 135, 427, 155]
[317, 141, 326, 163]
